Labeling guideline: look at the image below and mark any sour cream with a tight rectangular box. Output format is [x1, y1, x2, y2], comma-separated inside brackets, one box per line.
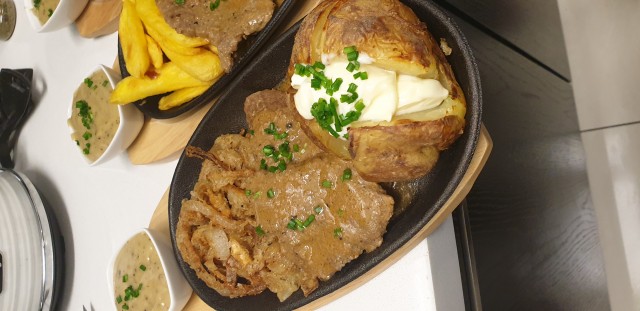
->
[291, 53, 449, 137]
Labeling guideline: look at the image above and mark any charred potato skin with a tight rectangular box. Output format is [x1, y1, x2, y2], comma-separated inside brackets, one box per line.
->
[349, 115, 464, 182]
[289, 0, 467, 182]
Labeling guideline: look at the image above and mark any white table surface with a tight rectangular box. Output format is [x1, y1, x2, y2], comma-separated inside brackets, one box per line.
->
[1, 3, 463, 310]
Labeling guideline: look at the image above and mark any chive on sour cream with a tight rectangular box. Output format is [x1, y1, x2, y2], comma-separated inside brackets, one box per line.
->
[291, 50, 449, 139]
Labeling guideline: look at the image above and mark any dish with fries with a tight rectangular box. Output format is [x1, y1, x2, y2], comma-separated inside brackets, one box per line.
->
[114, 0, 295, 119]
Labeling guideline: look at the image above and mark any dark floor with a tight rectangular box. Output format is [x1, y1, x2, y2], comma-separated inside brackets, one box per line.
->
[440, 3, 611, 311]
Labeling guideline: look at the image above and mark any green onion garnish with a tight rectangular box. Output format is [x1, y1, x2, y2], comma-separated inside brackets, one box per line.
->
[82, 131, 92, 140]
[334, 227, 343, 238]
[287, 219, 297, 230]
[322, 180, 332, 188]
[122, 274, 128, 282]
[263, 145, 275, 156]
[346, 62, 356, 72]
[175, 0, 184, 5]
[245, 189, 252, 196]
[209, 0, 220, 10]
[47, 9, 53, 17]
[122, 304, 129, 310]
[75, 100, 93, 130]
[313, 61, 325, 70]
[277, 159, 287, 172]
[116, 295, 123, 304]
[303, 214, 315, 227]
[347, 83, 357, 93]
[342, 168, 352, 181]
[355, 100, 365, 112]
[84, 78, 93, 88]
[255, 226, 265, 236]
[267, 188, 275, 198]
[139, 265, 146, 271]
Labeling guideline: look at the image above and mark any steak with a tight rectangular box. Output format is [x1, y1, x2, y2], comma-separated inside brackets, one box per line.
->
[157, 0, 275, 72]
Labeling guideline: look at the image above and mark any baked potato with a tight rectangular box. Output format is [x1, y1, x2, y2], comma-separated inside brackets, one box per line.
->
[287, 0, 466, 182]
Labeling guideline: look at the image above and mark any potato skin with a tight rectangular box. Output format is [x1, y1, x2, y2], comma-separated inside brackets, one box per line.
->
[289, 0, 467, 182]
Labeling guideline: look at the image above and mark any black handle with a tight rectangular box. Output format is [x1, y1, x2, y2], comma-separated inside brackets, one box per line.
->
[0, 68, 33, 169]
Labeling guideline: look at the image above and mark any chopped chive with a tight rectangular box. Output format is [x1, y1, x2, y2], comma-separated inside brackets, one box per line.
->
[347, 83, 357, 93]
[342, 168, 352, 181]
[47, 8, 53, 17]
[82, 131, 92, 140]
[260, 159, 267, 170]
[313, 61, 325, 70]
[268, 166, 278, 173]
[277, 159, 287, 172]
[343, 46, 356, 55]
[346, 51, 358, 62]
[262, 145, 275, 156]
[359, 72, 368, 80]
[139, 265, 146, 271]
[338, 208, 345, 216]
[209, 0, 220, 10]
[310, 78, 322, 90]
[253, 191, 262, 198]
[303, 214, 315, 227]
[355, 100, 365, 112]
[116, 295, 123, 304]
[245, 189, 252, 196]
[343, 133, 349, 139]
[322, 180, 332, 188]
[255, 225, 265, 236]
[175, 0, 184, 5]
[346, 62, 356, 72]
[122, 274, 128, 282]
[83, 78, 94, 88]
[287, 219, 297, 230]
[102, 80, 109, 87]
[334, 227, 343, 238]
[267, 188, 275, 198]
[122, 304, 129, 310]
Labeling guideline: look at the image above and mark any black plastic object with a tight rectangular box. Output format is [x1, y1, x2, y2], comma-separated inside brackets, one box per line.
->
[117, 0, 297, 119]
[0, 68, 33, 169]
[169, 0, 482, 309]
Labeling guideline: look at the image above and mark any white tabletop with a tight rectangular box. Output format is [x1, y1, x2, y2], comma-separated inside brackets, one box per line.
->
[1, 2, 463, 310]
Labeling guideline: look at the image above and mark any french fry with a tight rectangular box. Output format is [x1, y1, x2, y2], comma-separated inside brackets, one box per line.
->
[119, 0, 149, 78]
[135, 0, 209, 48]
[145, 26, 203, 56]
[162, 46, 223, 82]
[158, 83, 213, 110]
[146, 35, 164, 69]
[110, 62, 210, 105]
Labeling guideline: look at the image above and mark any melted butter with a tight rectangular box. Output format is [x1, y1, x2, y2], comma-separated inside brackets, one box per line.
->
[113, 232, 171, 310]
[68, 70, 120, 162]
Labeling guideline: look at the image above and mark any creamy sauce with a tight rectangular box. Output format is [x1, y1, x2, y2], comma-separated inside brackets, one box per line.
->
[32, 0, 59, 25]
[68, 70, 120, 163]
[291, 54, 449, 138]
[113, 232, 171, 311]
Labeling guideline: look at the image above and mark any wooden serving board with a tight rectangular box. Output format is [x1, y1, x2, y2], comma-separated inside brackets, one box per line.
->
[148, 125, 493, 310]
[75, 0, 122, 38]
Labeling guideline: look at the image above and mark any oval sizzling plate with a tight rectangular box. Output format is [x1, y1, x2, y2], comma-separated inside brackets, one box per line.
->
[117, 0, 296, 119]
[169, 0, 482, 309]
